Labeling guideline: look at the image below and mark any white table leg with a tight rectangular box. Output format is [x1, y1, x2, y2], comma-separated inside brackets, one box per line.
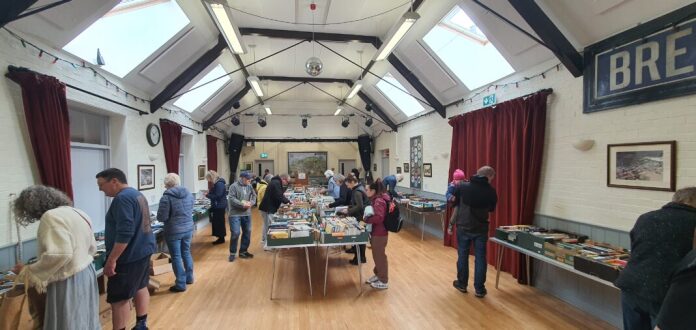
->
[324, 246, 329, 296]
[421, 215, 426, 241]
[357, 245, 363, 294]
[495, 244, 503, 290]
[526, 254, 531, 286]
[305, 247, 313, 296]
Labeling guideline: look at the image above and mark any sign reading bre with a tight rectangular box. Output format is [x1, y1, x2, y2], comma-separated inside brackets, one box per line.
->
[584, 5, 696, 113]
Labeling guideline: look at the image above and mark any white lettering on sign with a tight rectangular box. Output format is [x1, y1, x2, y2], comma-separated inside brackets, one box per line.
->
[666, 27, 694, 78]
[635, 41, 661, 84]
[610, 51, 631, 91]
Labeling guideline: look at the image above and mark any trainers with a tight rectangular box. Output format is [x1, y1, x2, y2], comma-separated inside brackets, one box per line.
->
[132, 322, 148, 330]
[349, 257, 367, 265]
[370, 280, 389, 290]
[453, 280, 467, 293]
[239, 251, 254, 259]
[366, 275, 379, 284]
[475, 289, 487, 298]
[169, 286, 186, 293]
[263, 246, 272, 252]
[228, 254, 236, 262]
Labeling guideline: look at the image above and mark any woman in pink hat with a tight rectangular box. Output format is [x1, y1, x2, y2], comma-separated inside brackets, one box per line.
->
[446, 169, 467, 235]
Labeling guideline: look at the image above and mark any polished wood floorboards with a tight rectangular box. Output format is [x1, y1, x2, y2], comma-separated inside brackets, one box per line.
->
[102, 210, 615, 329]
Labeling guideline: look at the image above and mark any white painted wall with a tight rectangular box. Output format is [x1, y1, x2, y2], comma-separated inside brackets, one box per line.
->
[376, 58, 696, 232]
[0, 30, 217, 247]
[239, 142, 361, 178]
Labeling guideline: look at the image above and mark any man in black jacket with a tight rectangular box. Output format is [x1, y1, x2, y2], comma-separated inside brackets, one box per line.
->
[452, 166, 497, 298]
[259, 174, 292, 249]
[615, 187, 696, 330]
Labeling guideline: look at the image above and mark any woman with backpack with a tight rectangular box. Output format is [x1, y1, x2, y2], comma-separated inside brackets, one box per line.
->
[344, 174, 368, 265]
[364, 179, 391, 289]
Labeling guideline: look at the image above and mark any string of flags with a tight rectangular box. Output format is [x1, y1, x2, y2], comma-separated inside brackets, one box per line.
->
[3, 27, 207, 129]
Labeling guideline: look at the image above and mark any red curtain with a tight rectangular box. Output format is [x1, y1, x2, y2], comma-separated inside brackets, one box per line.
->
[160, 119, 182, 174]
[444, 90, 550, 284]
[206, 135, 218, 190]
[7, 68, 73, 199]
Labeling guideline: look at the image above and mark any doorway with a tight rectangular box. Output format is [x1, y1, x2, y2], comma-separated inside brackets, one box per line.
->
[255, 160, 274, 178]
[381, 150, 390, 179]
[338, 159, 356, 176]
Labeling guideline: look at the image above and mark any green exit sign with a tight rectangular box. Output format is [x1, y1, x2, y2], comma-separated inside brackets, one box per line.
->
[483, 94, 497, 107]
[260, 153, 268, 159]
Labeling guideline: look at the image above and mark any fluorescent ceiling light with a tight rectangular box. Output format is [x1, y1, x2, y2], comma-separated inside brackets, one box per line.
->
[264, 105, 272, 115]
[375, 11, 420, 61]
[204, 1, 246, 54]
[248, 76, 263, 97]
[334, 107, 342, 116]
[346, 80, 363, 99]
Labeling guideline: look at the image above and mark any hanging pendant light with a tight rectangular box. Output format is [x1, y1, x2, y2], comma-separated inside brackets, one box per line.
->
[305, 56, 323, 76]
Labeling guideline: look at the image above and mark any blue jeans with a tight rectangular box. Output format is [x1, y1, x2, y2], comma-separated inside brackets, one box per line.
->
[621, 292, 658, 330]
[456, 229, 488, 293]
[166, 231, 194, 289]
[229, 215, 252, 254]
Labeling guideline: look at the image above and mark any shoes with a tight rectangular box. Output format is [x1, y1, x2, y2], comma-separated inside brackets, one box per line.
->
[370, 280, 388, 290]
[132, 324, 148, 330]
[263, 246, 272, 252]
[228, 254, 236, 262]
[239, 251, 254, 259]
[366, 275, 379, 284]
[349, 257, 367, 265]
[212, 238, 225, 245]
[186, 279, 194, 285]
[345, 247, 356, 254]
[475, 289, 487, 298]
[169, 286, 186, 293]
[452, 280, 467, 293]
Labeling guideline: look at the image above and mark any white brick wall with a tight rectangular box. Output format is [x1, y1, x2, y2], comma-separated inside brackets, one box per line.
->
[0, 30, 216, 247]
[376, 58, 696, 232]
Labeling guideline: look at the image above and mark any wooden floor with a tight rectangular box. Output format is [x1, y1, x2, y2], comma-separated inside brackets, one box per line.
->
[102, 210, 615, 330]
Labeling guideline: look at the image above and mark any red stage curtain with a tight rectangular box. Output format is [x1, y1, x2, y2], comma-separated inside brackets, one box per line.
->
[160, 119, 182, 174]
[7, 67, 73, 199]
[444, 90, 550, 284]
[206, 135, 218, 190]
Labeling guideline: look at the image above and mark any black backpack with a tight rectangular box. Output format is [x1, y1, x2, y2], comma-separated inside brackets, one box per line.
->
[384, 198, 403, 233]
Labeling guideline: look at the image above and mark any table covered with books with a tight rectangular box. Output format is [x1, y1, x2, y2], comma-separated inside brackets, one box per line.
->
[395, 194, 446, 240]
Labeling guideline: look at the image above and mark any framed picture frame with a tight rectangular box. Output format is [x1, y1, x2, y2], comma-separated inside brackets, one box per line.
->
[198, 165, 206, 180]
[403, 163, 409, 173]
[607, 141, 676, 191]
[137, 165, 155, 191]
[423, 163, 432, 177]
[243, 162, 252, 171]
[373, 164, 377, 171]
[396, 167, 402, 174]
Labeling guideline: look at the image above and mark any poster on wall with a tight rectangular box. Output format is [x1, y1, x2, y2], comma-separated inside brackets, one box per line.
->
[607, 141, 676, 191]
[288, 152, 327, 179]
[138, 165, 155, 191]
[410, 136, 423, 189]
[198, 165, 206, 180]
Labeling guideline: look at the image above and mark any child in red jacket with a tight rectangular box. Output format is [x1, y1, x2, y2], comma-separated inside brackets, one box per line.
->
[364, 178, 391, 289]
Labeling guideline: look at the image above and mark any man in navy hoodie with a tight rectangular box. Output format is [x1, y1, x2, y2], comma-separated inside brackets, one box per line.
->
[452, 166, 497, 298]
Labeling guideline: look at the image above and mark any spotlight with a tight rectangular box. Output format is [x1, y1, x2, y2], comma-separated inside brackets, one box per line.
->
[341, 117, 350, 128]
[365, 117, 373, 127]
[301, 118, 308, 128]
[231, 115, 240, 126]
[365, 104, 372, 112]
[258, 116, 267, 127]
[232, 101, 240, 109]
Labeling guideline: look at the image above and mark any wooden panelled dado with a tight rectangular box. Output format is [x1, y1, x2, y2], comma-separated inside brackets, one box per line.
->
[584, 3, 696, 113]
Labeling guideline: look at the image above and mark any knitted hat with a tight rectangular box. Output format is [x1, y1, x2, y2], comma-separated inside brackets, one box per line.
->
[453, 169, 466, 181]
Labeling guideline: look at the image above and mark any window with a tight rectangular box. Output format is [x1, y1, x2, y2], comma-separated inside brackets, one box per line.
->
[63, 0, 190, 78]
[376, 72, 425, 117]
[69, 110, 109, 145]
[173, 64, 230, 112]
[423, 6, 515, 90]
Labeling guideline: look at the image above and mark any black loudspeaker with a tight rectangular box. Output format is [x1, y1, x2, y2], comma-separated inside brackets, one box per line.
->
[228, 133, 244, 182]
[357, 134, 373, 183]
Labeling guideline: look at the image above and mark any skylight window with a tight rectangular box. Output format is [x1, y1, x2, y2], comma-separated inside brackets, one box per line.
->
[173, 64, 230, 112]
[63, 0, 190, 78]
[423, 6, 514, 90]
[376, 73, 425, 117]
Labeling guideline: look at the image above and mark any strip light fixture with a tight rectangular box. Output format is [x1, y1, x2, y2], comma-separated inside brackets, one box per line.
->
[346, 80, 363, 99]
[264, 105, 272, 115]
[375, 11, 420, 61]
[334, 107, 343, 116]
[248, 76, 263, 97]
[204, 0, 247, 54]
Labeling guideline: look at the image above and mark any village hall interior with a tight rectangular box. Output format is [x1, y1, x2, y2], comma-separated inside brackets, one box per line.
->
[1, 0, 696, 329]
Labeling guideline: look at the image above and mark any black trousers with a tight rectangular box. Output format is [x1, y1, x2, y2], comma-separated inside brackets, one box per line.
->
[352, 244, 367, 261]
[210, 208, 226, 239]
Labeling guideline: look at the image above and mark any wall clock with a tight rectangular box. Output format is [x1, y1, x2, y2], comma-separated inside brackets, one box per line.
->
[146, 123, 161, 147]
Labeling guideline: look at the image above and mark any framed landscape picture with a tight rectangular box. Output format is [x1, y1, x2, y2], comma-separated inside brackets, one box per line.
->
[607, 141, 676, 191]
[423, 163, 432, 177]
[138, 165, 155, 191]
